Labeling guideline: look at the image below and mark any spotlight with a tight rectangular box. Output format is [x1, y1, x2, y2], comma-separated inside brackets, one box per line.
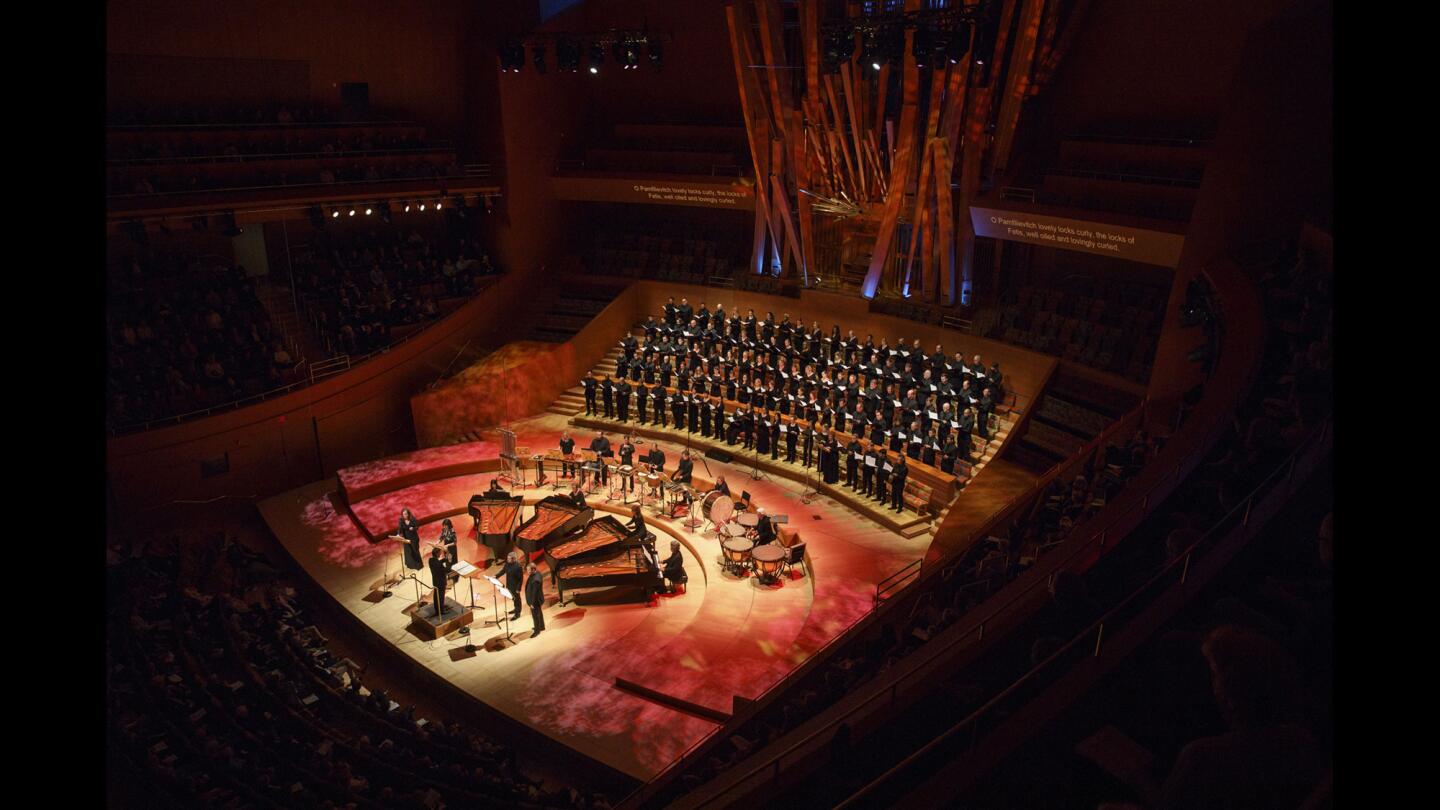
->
[364, 207, 373, 215]
[435, 201, 442, 210]
[348, 208, 356, 216]
[648, 38, 663, 71]
[404, 202, 411, 212]
[532, 44, 548, 73]
[624, 43, 639, 70]
[588, 42, 604, 74]
[419, 203, 426, 211]
[557, 38, 580, 72]
[861, 28, 881, 70]
[332, 210, 340, 218]
[379, 202, 392, 224]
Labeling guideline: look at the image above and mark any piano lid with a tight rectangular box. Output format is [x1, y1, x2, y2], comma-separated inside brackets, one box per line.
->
[517, 495, 590, 541]
[546, 515, 641, 561]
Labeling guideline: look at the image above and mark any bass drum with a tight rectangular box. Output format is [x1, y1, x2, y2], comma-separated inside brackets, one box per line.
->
[701, 490, 734, 525]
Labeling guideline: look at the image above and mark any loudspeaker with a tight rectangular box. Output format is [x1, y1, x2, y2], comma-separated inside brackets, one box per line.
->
[705, 448, 734, 463]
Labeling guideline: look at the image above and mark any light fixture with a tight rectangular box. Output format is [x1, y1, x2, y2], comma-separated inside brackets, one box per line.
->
[532, 44, 547, 73]
[332, 210, 340, 218]
[435, 201, 442, 210]
[419, 203, 426, 211]
[364, 207, 373, 216]
[648, 38, 663, 71]
[862, 28, 880, 70]
[404, 202, 411, 212]
[348, 208, 356, 216]
[588, 41, 604, 74]
[823, 28, 853, 74]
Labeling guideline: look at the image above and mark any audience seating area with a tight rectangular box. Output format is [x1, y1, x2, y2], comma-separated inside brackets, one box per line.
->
[978, 274, 1167, 383]
[1025, 133, 1210, 222]
[584, 217, 747, 286]
[107, 105, 460, 197]
[107, 250, 302, 428]
[292, 224, 501, 358]
[107, 534, 613, 809]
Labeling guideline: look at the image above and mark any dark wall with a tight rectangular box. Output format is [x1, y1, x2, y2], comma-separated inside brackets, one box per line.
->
[1148, 0, 1332, 404]
[107, 0, 471, 139]
[1026, 0, 1296, 141]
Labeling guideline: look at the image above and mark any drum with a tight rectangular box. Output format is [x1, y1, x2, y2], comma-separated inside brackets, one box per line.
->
[721, 538, 754, 575]
[722, 522, 748, 538]
[752, 544, 786, 582]
[702, 491, 734, 525]
[736, 512, 760, 528]
[646, 473, 664, 492]
[618, 464, 634, 477]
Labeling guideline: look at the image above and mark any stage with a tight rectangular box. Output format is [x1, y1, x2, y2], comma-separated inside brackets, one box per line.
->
[259, 413, 936, 782]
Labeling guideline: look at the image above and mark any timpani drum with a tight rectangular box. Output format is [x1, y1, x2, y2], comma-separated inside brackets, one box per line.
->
[722, 522, 748, 539]
[752, 544, 786, 584]
[702, 491, 734, 524]
[736, 512, 760, 528]
[722, 538, 754, 576]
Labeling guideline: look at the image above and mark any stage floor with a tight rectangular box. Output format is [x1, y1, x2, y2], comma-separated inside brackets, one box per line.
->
[259, 413, 933, 782]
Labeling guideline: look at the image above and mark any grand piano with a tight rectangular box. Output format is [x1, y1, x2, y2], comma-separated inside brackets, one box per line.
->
[542, 515, 660, 605]
[515, 495, 593, 555]
[468, 487, 524, 560]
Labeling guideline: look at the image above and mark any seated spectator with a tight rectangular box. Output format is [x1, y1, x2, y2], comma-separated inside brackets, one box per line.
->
[1155, 625, 1325, 810]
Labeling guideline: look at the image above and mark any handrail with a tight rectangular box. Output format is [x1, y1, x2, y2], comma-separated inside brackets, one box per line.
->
[106, 145, 455, 167]
[874, 559, 922, 604]
[839, 414, 1332, 807]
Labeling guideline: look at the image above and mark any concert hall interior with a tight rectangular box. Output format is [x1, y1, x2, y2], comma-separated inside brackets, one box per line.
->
[105, 0, 1333, 808]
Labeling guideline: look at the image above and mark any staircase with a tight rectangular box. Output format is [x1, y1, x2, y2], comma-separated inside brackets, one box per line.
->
[545, 323, 644, 417]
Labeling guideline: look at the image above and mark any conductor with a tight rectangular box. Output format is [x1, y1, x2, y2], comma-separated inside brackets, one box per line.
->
[428, 546, 454, 618]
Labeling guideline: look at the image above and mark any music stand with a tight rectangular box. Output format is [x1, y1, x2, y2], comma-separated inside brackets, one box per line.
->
[483, 575, 516, 650]
[452, 560, 483, 650]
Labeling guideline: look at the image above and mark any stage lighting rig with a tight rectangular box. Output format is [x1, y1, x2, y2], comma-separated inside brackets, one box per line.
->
[588, 42, 604, 73]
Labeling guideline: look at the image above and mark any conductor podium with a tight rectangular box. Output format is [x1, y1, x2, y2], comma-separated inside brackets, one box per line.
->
[408, 596, 475, 640]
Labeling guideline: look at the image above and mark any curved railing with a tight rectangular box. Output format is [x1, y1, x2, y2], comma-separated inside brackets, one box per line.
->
[838, 412, 1332, 806]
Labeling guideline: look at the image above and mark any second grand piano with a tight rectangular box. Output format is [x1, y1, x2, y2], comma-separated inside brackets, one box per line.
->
[542, 515, 661, 605]
[516, 495, 593, 555]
